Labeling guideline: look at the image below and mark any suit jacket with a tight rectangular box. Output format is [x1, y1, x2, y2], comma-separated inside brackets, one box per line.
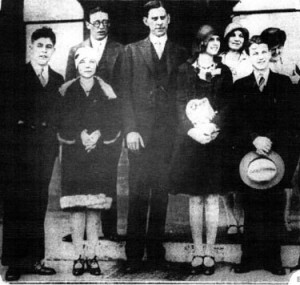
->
[120, 37, 188, 146]
[65, 37, 123, 88]
[233, 70, 298, 187]
[15, 63, 64, 134]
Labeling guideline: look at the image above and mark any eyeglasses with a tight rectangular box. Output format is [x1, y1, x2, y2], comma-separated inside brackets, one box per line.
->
[89, 20, 110, 28]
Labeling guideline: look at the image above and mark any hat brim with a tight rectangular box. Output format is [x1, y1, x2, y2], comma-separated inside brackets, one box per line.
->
[239, 151, 285, 190]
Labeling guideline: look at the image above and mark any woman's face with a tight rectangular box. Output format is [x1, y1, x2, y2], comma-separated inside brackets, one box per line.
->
[205, 35, 220, 56]
[228, 30, 245, 51]
[77, 58, 97, 79]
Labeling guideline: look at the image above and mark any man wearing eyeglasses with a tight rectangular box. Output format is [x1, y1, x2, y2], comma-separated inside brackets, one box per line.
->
[63, 6, 123, 243]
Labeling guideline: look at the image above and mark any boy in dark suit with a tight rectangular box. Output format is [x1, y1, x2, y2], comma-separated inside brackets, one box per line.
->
[120, 0, 187, 273]
[233, 35, 299, 275]
[2, 27, 64, 281]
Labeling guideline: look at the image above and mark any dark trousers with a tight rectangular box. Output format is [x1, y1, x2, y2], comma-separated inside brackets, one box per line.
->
[2, 129, 57, 269]
[125, 142, 170, 261]
[101, 137, 122, 237]
[240, 186, 285, 269]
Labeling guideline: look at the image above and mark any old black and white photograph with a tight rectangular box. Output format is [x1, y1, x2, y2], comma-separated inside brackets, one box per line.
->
[1, 0, 300, 284]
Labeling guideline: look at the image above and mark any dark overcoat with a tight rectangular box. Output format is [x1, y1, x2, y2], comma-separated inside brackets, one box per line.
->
[169, 59, 234, 196]
[2, 63, 63, 268]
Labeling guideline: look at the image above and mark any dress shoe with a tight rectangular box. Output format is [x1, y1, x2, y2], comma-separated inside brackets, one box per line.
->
[5, 267, 21, 281]
[27, 262, 56, 275]
[234, 263, 252, 274]
[72, 256, 85, 276]
[86, 256, 101, 276]
[264, 266, 286, 275]
[190, 256, 204, 275]
[203, 256, 215, 276]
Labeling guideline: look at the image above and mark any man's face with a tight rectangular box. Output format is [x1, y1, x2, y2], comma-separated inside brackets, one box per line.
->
[249, 43, 271, 71]
[77, 57, 97, 79]
[270, 44, 284, 62]
[228, 30, 244, 51]
[143, 7, 170, 37]
[30, 37, 55, 66]
[86, 11, 110, 41]
[205, 35, 221, 56]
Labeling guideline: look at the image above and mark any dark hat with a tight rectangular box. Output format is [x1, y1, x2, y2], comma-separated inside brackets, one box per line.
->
[196, 25, 217, 44]
[260, 27, 287, 49]
[239, 151, 285, 190]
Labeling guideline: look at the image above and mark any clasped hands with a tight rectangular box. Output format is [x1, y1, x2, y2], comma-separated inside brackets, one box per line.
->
[81, 129, 101, 152]
[188, 122, 219, 144]
[253, 136, 272, 156]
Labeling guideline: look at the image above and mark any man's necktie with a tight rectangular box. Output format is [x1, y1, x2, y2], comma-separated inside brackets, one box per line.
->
[154, 41, 163, 59]
[39, 68, 47, 87]
[258, 75, 265, 92]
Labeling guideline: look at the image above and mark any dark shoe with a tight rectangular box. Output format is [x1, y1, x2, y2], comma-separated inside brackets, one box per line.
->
[146, 259, 171, 271]
[100, 234, 124, 242]
[227, 225, 239, 235]
[264, 266, 286, 275]
[28, 262, 56, 275]
[123, 260, 143, 274]
[203, 256, 215, 276]
[5, 267, 21, 281]
[234, 263, 252, 274]
[86, 256, 101, 276]
[190, 256, 204, 275]
[72, 256, 85, 276]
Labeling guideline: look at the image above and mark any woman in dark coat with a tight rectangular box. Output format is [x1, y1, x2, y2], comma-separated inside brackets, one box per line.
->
[59, 47, 120, 276]
[170, 24, 233, 275]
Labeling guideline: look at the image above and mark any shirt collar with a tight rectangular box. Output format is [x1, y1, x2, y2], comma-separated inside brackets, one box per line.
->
[90, 36, 108, 49]
[30, 61, 49, 76]
[149, 34, 168, 46]
[254, 68, 270, 84]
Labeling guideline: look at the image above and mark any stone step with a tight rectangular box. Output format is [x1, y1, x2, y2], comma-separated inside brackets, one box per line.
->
[43, 212, 300, 268]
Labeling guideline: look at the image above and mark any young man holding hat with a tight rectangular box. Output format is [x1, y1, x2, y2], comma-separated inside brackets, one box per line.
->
[63, 5, 123, 242]
[120, 0, 187, 273]
[233, 35, 299, 275]
[2, 27, 63, 281]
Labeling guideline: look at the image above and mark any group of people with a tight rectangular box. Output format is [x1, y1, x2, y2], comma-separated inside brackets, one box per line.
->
[2, 0, 300, 281]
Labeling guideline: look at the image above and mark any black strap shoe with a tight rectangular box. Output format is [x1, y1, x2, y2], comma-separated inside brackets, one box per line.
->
[5, 267, 21, 281]
[203, 255, 215, 276]
[86, 256, 101, 276]
[72, 256, 85, 276]
[264, 266, 286, 276]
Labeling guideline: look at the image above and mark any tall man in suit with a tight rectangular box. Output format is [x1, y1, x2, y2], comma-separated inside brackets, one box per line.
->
[233, 35, 299, 275]
[2, 27, 64, 281]
[120, 0, 187, 273]
[64, 6, 123, 241]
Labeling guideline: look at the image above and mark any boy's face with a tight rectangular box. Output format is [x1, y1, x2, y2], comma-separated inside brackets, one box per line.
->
[77, 57, 97, 79]
[143, 7, 170, 38]
[249, 43, 271, 71]
[86, 11, 110, 41]
[30, 37, 55, 66]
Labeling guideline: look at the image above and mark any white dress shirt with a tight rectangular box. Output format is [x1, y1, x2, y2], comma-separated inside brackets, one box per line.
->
[149, 34, 167, 59]
[31, 61, 49, 87]
[90, 36, 108, 62]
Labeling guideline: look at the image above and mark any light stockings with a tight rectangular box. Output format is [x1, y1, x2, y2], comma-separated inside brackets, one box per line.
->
[189, 194, 219, 267]
[70, 210, 100, 259]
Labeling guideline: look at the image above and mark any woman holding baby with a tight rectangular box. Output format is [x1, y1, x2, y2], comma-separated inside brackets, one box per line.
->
[169, 24, 233, 275]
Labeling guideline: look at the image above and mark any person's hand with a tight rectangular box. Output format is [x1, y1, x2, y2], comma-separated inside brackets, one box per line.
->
[59, 78, 77, 96]
[188, 127, 212, 144]
[126, 132, 144, 151]
[57, 133, 75, 145]
[253, 136, 272, 155]
[81, 130, 101, 152]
